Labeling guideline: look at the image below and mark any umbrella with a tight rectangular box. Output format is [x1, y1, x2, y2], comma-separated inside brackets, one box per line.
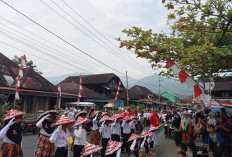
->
[211, 106, 222, 113]
[104, 103, 115, 108]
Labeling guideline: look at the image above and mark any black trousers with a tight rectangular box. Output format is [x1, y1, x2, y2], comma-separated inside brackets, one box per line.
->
[111, 134, 120, 142]
[55, 147, 68, 157]
[122, 133, 131, 153]
[131, 129, 135, 134]
[73, 145, 84, 157]
[101, 138, 110, 157]
[174, 131, 182, 146]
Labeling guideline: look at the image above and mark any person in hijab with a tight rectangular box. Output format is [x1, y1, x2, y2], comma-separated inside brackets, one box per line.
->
[150, 109, 160, 147]
[0, 109, 25, 157]
[179, 111, 192, 144]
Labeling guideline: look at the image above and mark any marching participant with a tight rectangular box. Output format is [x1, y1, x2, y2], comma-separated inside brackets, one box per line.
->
[89, 111, 102, 146]
[128, 133, 141, 157]
[129, 116, 136, 134]
[35, 110, 58, 157]
[179, 111, 192, 144]
[121, 116, 132, 153]
[99, 116, 113, 157]
[150, 109, 160, 147]
[0, 109, 25, 157]
[73, 116, 88, 157]
[49, 115, 74, 157]
[111, 114, 123, 142]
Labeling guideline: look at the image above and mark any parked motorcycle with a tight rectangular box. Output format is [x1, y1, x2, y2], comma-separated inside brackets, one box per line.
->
[21, 119, 39, 134]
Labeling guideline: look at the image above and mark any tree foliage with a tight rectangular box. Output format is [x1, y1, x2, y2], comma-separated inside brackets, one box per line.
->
[117, 0, 232, 83]
[12, 55, 43, 74]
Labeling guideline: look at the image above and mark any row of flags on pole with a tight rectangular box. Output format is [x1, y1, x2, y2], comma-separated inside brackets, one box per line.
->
[166, 58, 212, 108]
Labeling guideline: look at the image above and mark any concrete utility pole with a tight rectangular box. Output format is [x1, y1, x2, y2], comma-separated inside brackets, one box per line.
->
[158, 77, 164, 102]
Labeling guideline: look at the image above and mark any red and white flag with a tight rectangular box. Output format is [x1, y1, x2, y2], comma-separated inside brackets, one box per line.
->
[115, 80, 122, 100]
[58, 83, 62, 97]
[78, 74, 82, 102]
[210, 82, 215, 90]
[166, 58, 211, 106]
[15, 54, 27, 100]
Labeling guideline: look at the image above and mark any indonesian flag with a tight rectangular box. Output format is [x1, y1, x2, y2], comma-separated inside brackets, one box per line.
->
[58, 83, 62, 97]
[210, 82, 215, 90]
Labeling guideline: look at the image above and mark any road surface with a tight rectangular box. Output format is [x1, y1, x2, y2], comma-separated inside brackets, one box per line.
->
[0, 131, 179, 157]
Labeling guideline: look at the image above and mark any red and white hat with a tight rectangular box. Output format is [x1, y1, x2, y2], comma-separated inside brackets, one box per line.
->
[75, 111, 87, 119]
[55, 115, 74, 125]
[123, 116, 131, 121]
[112, 114, 123, 120]
[80, 142, 102, 157]
[101, 112, 107, 117]
[130, 115, 136, 120]
[100, 115, 113, 123]
[37, 110, 59, 120]
[140, 130, 153, 138]
[4, 109, 25, 121]
[127, 133, 141, 142]
[105, 140, 123, 156]
[92, 111, 100, 117]
[73, 117, 88, 127]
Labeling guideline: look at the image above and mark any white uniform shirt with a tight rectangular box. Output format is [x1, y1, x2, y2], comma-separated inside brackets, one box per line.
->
[99, 122, 111, 139]
[50, 126, 70, 148]
[111, 121, 121, 136]
[0, 124, 15, 144]
[122, 120, 131, 134]
[68, 111, 75, 120]
[129, 120, 136, 130]
[36, 117, 52, 137]
[74, 126, 86, 145]
[92, 116, 99, 130]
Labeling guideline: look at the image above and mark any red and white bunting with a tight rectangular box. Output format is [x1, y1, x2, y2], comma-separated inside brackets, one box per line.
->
[78, 74, 82, 102]
[166, 58, 211, 106]
[15, 54, 27, 100]
[210, 82, 215, 90]
[58, 83, 62, 97]
[115, 80, 122, 100]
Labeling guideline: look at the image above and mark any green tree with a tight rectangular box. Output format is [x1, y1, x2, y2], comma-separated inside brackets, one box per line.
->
[117, 0, 232, 86]
[12, 55, 43, 74]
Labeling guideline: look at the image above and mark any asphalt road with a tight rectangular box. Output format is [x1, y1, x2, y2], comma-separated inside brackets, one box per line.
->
[0, 131, 179, 157]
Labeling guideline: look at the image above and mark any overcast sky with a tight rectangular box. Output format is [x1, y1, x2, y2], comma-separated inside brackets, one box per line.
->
[0, 0, 171, 83]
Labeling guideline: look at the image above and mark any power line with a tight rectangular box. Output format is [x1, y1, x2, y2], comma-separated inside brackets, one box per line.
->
[0, 0, 125, 76]
[59, 0, 151, 71]
[0, 17, 108, 71]
[45, 0, 151, 75]
[0, 23, 103, 72]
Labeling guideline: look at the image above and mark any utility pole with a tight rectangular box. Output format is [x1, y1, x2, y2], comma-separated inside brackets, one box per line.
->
[126, 71, 129, 106]
[159, 77, 161, 102]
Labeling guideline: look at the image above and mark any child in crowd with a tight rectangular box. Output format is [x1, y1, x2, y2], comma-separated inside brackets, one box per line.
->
[207, 125, 224, 157]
